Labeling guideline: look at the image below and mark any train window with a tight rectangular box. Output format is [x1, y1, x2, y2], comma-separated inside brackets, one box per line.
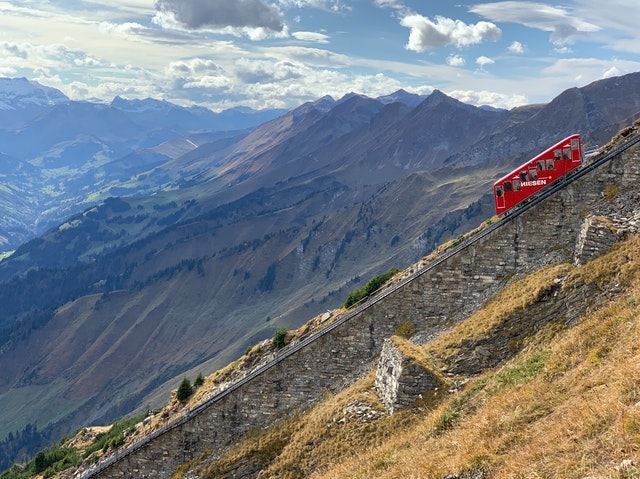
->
[537, 160, 545, 171]
[520, 171, 527, 181]
[529, 170, 538, 181]
[496, 186, 503, 197]
[554, 149, 562, 161]
[546, 159, 555, 170]
[563, 147, 571, 159]
[513, 179, 521, 191]
[504, 181, 512, 192]
[571, 138, 579, 149]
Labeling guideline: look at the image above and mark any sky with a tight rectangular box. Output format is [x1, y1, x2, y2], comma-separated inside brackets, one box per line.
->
[1, 0, 639, 111]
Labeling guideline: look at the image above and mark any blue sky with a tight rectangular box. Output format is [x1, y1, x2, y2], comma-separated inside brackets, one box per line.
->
[1, 0, 639, 111]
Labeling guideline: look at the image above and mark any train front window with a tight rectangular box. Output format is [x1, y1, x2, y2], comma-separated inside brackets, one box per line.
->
[496, 186, 503, 197]
[571, 138, 579, 149]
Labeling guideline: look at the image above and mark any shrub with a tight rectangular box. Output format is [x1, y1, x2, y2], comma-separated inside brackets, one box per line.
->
[194, 373, 205, 388]
[395, 321, 415, 339]
[343, 267, 399, 308]
[176, 377, 193, 402]
[272, 328, 288, 350]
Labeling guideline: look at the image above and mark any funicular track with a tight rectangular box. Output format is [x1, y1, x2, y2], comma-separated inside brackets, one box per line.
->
[79, 132, 640, 478]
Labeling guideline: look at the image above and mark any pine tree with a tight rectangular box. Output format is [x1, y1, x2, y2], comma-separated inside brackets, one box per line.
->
[176, 377, 193, 402]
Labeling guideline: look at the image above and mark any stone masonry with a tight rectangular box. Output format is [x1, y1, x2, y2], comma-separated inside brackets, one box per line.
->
[78, 135, 640, 479]
[375, 336, 447, 414]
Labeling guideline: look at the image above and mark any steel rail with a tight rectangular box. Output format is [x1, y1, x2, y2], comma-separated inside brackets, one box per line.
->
[77, 132, 640, 478]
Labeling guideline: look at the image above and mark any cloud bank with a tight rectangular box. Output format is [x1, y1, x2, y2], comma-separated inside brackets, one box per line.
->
[154, 0, 285, 31]
[400, 14, 501, 52]
[470, 1, 600, 45]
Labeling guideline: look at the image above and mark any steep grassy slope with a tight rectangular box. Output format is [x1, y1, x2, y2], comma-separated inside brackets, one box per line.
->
[184, 234, 640, 479]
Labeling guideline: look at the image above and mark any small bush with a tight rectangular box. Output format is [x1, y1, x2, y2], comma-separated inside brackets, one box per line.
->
[176, 377, 193, 402]
[343, 267, 399, 308]
[451, 234, 464, 247]
[395, 321, 415, 339]
[603, 184, 619, 202]
[272, 328, 288, 349]
[194, 373, 205, 388]
[82, 414, 146, 459]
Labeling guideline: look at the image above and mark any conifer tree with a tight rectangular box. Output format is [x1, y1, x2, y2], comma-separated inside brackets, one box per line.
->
[176, 377, 193, 402]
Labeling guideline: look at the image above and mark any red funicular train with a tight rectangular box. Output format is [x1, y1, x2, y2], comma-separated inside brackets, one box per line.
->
[493, 134, 583, 215]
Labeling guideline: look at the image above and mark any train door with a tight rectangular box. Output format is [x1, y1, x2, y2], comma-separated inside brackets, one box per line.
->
[570, 137, 581, 163]
[495, 184, 505, 209]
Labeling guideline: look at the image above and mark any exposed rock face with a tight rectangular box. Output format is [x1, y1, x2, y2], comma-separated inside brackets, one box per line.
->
[575, 186, 640, 266]
[375, 337, 446, 414]
[574, 215, 619, 266]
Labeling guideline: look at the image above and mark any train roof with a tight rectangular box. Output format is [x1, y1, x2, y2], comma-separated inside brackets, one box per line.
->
[494, 133, 580, 186]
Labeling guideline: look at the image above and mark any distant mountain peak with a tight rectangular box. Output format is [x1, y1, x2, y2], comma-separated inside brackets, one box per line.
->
[110, 96, 174, 113]
[291, 95, 336, 118]
[377, 89, 425, 108]
[425, 89, 452, 103]
[0, 77, 68, 111]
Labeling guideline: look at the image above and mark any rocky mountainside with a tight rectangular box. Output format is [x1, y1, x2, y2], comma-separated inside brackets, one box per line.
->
[0, 73, 640, 470]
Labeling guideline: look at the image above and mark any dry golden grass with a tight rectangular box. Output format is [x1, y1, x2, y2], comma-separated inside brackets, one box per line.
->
[426, 263, 574, 358]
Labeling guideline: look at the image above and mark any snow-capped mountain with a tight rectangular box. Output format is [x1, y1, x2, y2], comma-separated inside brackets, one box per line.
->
[0, 77, 68, 109]
[0, 77, 69, 128]
[377, 89, 425, 107]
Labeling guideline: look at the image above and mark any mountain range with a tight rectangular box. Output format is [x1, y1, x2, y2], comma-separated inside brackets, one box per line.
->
[1, 72, 640, 469]
[0, 78, 287, 250]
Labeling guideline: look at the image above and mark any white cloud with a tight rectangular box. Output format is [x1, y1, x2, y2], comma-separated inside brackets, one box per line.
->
[507, 41, 524, 53]
[292, 31, 330, 43]
[541, 57, 640, 81]
[448, 89, 528, 109]
[0, 41, 29, 59]
[553, 46, 573, 55]
[165, 58, 230, 89]
[446, 54, 466, 67]
[99, 21, 152, 38]
[0, 41, 93, 76]
[400, 14, 501, 52]
[573, 0, 640, 54]
[373, 0, 405, 9]
[277, 0, 349, 11]
[603, 66, 622, 78]
[263, 46, 351, 68]
[235, 57, 305, 83]
[470, 1, 600, 45]
[476, 56, 495, 69]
